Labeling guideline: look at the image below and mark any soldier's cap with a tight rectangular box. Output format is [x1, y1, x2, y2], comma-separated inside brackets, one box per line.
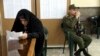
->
[69, 4, 80, 10]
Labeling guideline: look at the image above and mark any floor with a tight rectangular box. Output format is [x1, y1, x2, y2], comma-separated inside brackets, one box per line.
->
[47, 35, 100, 56]
[8, 35, 100, 56]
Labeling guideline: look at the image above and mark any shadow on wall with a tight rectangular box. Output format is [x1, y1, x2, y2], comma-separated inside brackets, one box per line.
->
[79, 7, 100, 34]
[79, 7, 100, 21]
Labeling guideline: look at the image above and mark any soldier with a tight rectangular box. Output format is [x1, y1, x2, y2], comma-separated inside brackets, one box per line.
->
[62, 4, 92, 56]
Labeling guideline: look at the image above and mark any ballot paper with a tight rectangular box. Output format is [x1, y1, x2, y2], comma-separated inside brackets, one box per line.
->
[6, 31, 23, 56]
[6, 31, 23, 41]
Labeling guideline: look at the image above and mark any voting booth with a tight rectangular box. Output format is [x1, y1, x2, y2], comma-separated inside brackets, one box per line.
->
[6, 31, 36, 56]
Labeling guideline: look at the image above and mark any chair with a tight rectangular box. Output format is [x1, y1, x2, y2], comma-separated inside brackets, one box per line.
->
[61, 22, 87, 56]
[88, 16, 100, 39]
[61, 23, 75, 56]
[27, 39, 36, 56]
[96, 16, 100, 39]
[27, 27, 48, 56]
[97, 27, 100, 39]
[43, 27, 48, 56]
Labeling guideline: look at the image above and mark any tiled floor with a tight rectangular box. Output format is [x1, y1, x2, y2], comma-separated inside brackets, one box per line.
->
[47, 35, 100, 56]
[47, 48, 69, 56]
[88, 35, 100, 56]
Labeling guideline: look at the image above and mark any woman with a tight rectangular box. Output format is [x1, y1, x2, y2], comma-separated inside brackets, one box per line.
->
[11, 9, 44, 56]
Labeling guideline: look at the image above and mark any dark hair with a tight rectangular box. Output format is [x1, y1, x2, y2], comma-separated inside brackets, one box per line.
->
[16, 9, 32, 21]
[11, 9, 43, 33]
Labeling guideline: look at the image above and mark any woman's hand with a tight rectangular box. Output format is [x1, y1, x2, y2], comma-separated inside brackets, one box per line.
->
[20, 33, 28, 39]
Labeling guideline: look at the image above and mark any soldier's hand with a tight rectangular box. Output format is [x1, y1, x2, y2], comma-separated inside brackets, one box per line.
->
[75, 11, 81, 19]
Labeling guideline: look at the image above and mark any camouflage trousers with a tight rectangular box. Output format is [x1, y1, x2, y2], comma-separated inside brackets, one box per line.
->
[65, 31, 92, 49]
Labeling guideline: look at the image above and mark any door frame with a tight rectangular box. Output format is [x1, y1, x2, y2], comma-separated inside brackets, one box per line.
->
[0, 0, 36, 56]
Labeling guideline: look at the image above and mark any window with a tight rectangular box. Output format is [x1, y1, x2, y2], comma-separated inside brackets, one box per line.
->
[3, 0, 31, 19]
[40, 0, 67, 19]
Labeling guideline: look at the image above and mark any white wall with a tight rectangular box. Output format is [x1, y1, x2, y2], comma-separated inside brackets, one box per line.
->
[71, 0, 100, 7]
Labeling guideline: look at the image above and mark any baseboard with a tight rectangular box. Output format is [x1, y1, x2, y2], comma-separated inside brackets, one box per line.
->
[46, 45, 68, 49]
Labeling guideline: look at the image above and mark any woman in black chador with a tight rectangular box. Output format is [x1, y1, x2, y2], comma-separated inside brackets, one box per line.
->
[11, 9, 44, 56]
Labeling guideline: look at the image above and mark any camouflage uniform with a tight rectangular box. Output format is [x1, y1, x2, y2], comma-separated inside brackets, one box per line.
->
[62, 15, 92, 49]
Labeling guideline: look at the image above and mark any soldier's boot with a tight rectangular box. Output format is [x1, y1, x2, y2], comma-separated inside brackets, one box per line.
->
[83, 49, 91, 56]
[74, 49, 83, 56]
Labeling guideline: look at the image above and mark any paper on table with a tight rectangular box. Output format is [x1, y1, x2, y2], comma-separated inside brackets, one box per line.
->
[6, 30, 23, 41]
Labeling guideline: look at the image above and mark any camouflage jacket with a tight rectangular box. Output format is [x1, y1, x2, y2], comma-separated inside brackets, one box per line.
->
[62, 15, 78, 32]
